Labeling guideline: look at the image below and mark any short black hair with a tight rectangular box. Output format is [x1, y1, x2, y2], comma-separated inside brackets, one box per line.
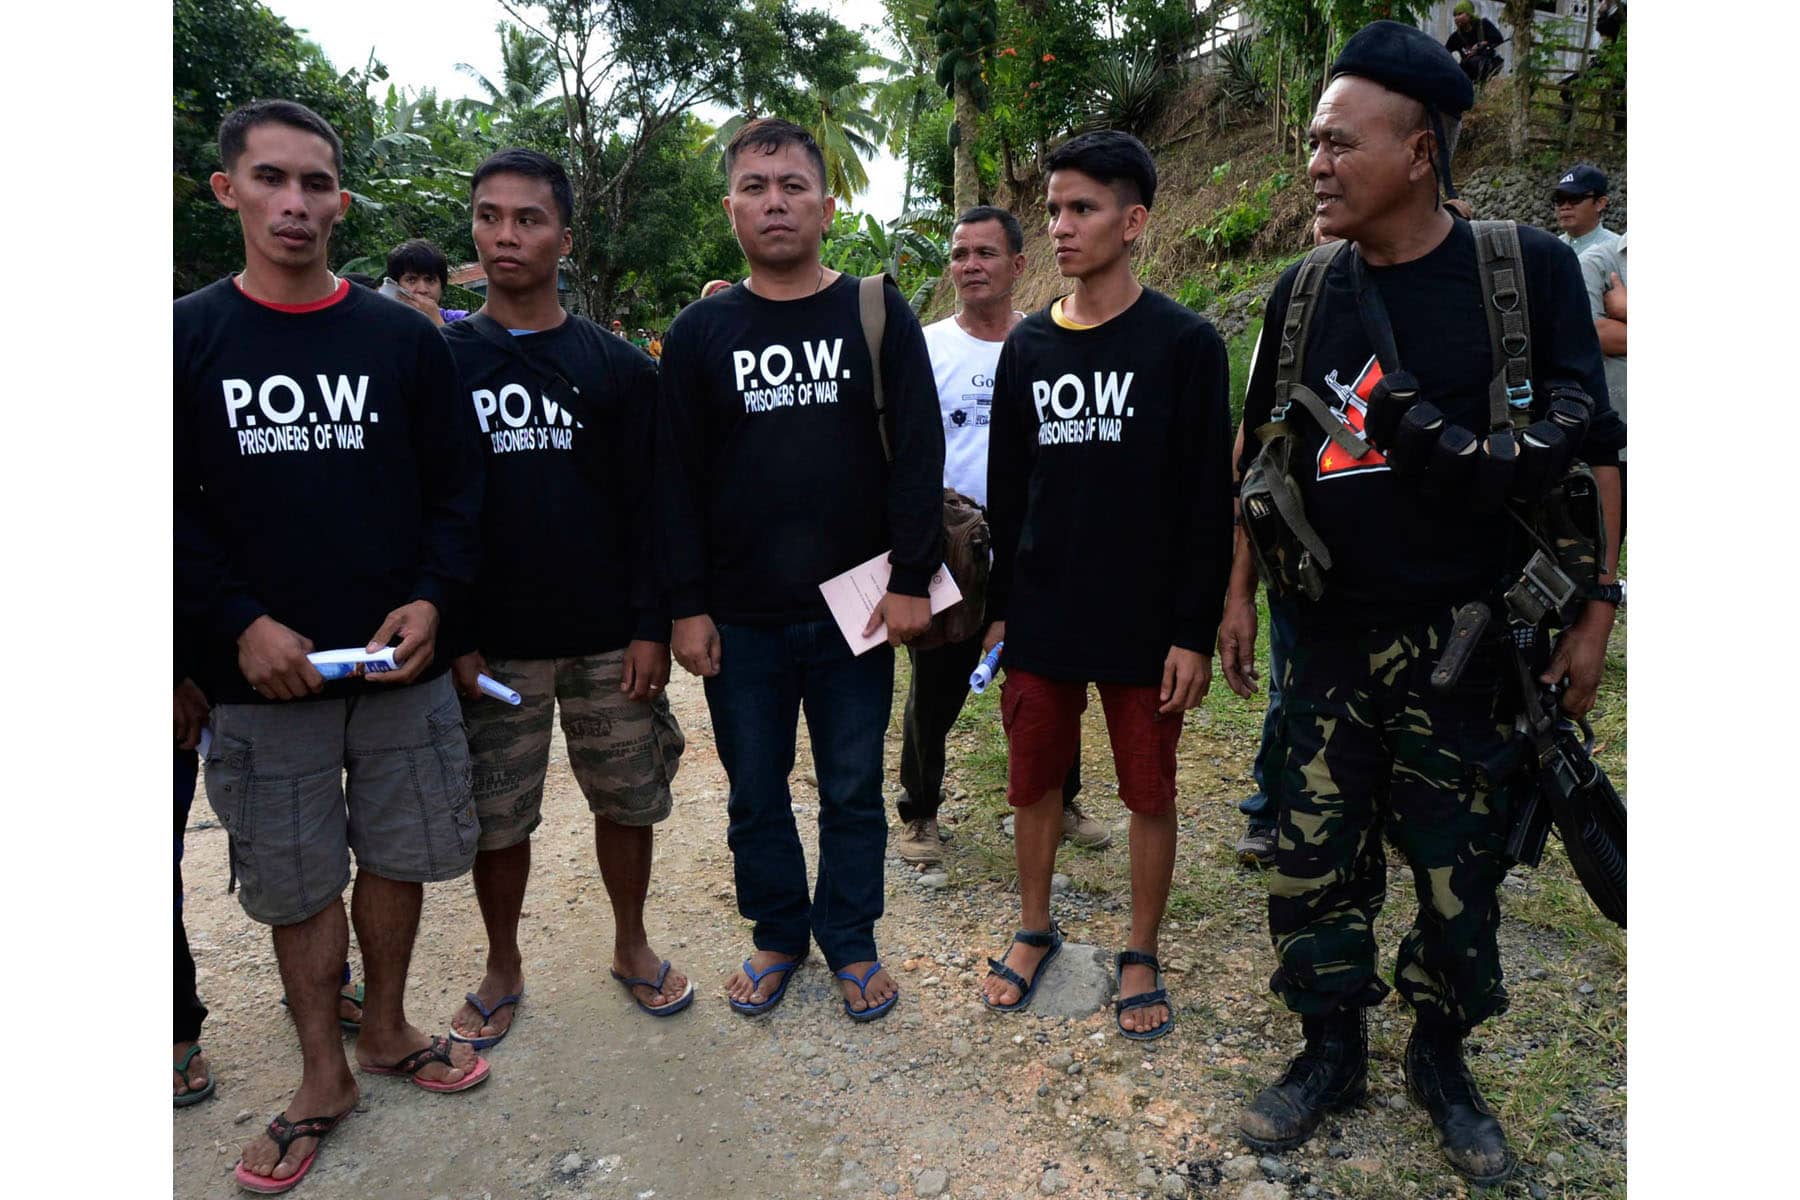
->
[218, 99, 344, 179]
[725, 118, 828, 193]
[471, 147, 574, 227]
[1044, 129, 1158, 210]
[385, 238, 450, 286]
[954, 205, 1025, 255]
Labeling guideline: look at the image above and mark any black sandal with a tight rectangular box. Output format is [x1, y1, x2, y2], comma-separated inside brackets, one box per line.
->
[984, 922, 1064, 1012]
[1114, 949, 1173, 1041]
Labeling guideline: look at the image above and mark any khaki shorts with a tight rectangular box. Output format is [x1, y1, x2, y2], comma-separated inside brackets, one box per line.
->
[463, 651, 685, 850]
[204, 673, 478, 927]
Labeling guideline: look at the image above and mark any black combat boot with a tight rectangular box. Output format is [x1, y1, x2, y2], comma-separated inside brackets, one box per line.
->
[1404, 1023, 1516, 1187]
[1239, 1007, 1368, 1152]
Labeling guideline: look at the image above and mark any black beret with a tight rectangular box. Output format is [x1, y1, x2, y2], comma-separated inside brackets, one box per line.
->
[1330, 20, 1475, 116]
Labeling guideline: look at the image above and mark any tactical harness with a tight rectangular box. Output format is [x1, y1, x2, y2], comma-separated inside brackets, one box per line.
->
[1241, 221, 1625, 927]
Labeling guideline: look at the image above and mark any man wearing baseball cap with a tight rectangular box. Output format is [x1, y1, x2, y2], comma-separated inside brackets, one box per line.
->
[1552, 163, 1619, 256]
[1219, 20, 1624, 1187]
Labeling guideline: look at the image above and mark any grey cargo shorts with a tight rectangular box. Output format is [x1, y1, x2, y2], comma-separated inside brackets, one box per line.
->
[204, 673, 478, 926]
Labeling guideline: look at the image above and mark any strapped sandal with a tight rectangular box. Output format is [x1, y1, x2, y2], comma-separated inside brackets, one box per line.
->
[232, 1108, 352, 1194]
[983, 922, 1064, 1013]
[447, 990, 524, 1049]
[610, 961, 695, 1017]
[1114, 949, 1174, 1042]
[360, 1035, 490, 1093]
[174, 1044, 216, 1108]
[836, 962, 899, 1023]
[728, 954, 806, 1016]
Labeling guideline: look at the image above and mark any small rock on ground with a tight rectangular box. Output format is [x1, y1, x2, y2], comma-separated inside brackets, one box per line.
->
[1027, 943, 1115, 1019]
[1238, 1183, 1291, 1200]
[1223, 1156, 1262, 1182]
[1038, 1167, 1067, 1194]
[914, 1167, 948, 1197]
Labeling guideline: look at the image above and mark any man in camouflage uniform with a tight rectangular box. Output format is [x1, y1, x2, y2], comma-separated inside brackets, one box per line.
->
[1216, 23, 1624, 1187]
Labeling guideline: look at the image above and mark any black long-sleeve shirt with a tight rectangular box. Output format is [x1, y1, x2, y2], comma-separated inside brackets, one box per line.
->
[1446, 18, 1505, 58]
[173, 277, 483, 704]
[1237, 218, 1624, 636]
[440, 314, 667, 657]
[654, 276, 945, 625]
[986, 288, 1235, 686]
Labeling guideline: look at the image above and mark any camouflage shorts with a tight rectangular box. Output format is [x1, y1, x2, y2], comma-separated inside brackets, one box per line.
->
[462, 651, 685, 850]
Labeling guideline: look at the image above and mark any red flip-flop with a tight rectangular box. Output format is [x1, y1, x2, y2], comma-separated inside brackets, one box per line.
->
[233, 1108, 351, 1194]
[360, 1035, 490, 1093]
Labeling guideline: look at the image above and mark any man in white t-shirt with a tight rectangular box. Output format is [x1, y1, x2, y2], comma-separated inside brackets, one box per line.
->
[894, 206, 1106, 864]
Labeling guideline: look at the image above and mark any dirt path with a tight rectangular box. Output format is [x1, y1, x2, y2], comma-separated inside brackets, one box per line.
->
[176, 655, 1626, 1200]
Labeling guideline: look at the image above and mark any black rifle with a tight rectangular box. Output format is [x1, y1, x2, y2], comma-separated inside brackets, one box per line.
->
[1501, 628, 1627, 928]
[1434, 601, 1626, 929]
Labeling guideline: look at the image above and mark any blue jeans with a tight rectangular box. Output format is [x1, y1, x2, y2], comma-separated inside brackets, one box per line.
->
[704, 620, 894, 970]
[1239, 601, 1296, 823]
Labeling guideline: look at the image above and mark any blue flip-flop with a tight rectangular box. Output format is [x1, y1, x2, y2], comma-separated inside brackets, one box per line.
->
[983, 923, 1064, 1013]
[610, 960, 696, 1017]
[729, 956, 805, 1016]
[836, 962, 899, 1023]
[1114, 949, 1174, 1041]
[448, 990, 524, 1050]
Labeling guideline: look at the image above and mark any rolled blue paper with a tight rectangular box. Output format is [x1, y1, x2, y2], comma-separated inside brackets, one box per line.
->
[478, 673, 522, 705]
[969, 641, 1004, 694]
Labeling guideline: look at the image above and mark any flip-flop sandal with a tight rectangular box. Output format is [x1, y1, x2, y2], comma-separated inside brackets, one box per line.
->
[728, 955, 806, 1015]
[1113, 949, 1174, 1042]
[280, 983, 366, 1032]
[232, 1108, 351, 1194]
[360, 1035, 491, 1093]
[447, 990, 524, 1049]
[836, 962, 899, 1023]
[610, 961, 695, 1017]
[174, 1044, 216, 1108]
[983, 922, 1064, 1013]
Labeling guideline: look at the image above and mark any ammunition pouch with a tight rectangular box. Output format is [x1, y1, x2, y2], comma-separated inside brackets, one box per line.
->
[1471, 430, 1518, 514]
[1363, 369, 1420, 450]
[1390, 401, 1447, 477]
[1243, 429, 1331, 601]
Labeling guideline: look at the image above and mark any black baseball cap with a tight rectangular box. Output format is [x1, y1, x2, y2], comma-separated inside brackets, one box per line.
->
[1553, 164, 1608, 199]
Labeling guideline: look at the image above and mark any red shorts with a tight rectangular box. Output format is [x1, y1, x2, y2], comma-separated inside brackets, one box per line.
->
[999, 669, 1183, 816]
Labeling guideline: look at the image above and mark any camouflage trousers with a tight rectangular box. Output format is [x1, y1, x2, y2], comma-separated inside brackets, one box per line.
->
[1265, 610, 1519, 1033]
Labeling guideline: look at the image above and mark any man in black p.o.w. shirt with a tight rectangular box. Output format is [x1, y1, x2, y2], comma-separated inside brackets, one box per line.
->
[1218, 24, 1623, 1185]
[656, 119, 945, 1021]
[438, 149, 692, 1042]
[174, 100, 489, 1192]
[979, 131, 1234, 1040]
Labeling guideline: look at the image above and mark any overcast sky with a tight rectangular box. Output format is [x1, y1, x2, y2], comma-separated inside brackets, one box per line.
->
[268, 0, 910, 223]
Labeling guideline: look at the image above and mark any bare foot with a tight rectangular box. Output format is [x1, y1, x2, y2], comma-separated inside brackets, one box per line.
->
[614, 944, 689, 1009]
[174, 1042, 209, 1099]
[356, 1025, 481, 1086]
[837, 960, 897, 1013]
[235, 1075, 357, 1185]
[338, 987, 364, 1027]
[1118, 960, 1170, 1035]
[981, 935, 1053, 1008]
[448, 967, 525, 1043]
[725, 949, 801, 1007]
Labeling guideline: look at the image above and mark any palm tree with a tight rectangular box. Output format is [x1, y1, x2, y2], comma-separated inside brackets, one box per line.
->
[456, 22, 557, 123]
[808, 77, 887, 201]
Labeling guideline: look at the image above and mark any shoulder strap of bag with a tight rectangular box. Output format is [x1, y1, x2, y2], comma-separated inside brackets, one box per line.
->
[1471, 219, 1534, 439]
[1264, 239, 1368, 457]
[465, 311, 592, 425]
[858, 273, 895, 464]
